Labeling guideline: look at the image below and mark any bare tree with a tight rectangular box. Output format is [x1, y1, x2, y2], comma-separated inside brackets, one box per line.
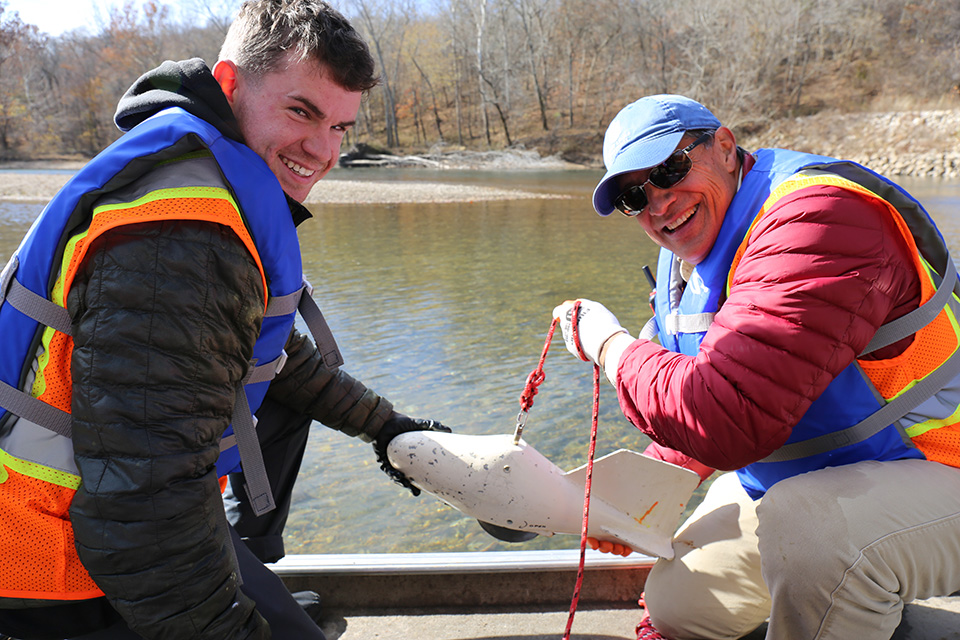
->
[0, 2, 47, 157]
[349, 0, 416, 147]
[2, 0, 959, 159]
[410, 52, 445, 142]
[508, 0, 551, 131]
[179, 0, 243, 38]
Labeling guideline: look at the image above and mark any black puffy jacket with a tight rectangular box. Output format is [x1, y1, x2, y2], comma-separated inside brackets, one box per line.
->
[68, 217, 393, 639]
[63, 59, 395, 639]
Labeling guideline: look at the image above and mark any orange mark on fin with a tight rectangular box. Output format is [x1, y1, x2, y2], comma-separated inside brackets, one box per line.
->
[634, 501, 659, 526]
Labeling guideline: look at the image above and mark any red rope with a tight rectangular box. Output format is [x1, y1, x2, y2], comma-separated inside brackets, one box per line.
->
[515, 305, 601, 639]
[562, 362, 601, 640]
[518, 317, 558, 413]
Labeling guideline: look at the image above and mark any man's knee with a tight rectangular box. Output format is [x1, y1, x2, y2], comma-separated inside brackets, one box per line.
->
[645, 536, 769, 638]
[756, 473, 850, 590]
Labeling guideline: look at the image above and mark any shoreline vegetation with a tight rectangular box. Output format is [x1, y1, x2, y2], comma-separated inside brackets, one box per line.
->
[2, 107, 960, 204]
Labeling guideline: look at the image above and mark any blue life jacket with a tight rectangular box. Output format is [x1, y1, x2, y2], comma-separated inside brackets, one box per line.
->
[653, 149, 960, 497]
[0, 107, 331, 515]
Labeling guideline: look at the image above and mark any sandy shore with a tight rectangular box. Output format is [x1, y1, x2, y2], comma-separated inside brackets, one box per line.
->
[4, 106, 960, 204]
[0, 168, 570, 205]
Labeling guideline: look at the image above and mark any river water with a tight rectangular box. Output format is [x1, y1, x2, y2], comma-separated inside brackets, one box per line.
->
[2, 170, 960, 555]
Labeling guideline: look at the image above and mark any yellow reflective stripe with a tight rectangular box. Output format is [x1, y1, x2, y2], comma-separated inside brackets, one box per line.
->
[905, 403, 960, 438]
[33, 230, 85, 396]
[780, 171, 880, 200]
[0, 448, 80, 490]
[33, 186, 245, 400]
[727, 168, 960, 446]
[893, 255, 960, 438]
[91, 186, 241, 216]
[155, 149, 213, 168]
[30, 327, 56, 399]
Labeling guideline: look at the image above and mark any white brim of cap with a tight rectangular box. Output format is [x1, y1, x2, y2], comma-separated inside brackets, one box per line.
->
[592, 130, 685, 216]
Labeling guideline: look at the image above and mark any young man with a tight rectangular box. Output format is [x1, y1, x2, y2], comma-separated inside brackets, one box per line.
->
[554, 94, 960, 640]
[0, 1, 447, 638]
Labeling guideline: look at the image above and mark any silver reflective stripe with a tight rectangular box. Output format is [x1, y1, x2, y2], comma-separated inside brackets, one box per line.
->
[760, 346, 960, 463]
[0, 254, 17, 306]
[664, 312, 715, 336]
[216, 491, 243, 586]
[0, 413, 77, 474]
[0, 379, 72, 438]
[92, 155, 229, 208]
[233, 365, 276, 516]
[860, 258, 958, 356]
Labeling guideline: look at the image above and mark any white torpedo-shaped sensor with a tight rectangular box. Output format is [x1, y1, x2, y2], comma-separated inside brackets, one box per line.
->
[386, 431, 699, 559]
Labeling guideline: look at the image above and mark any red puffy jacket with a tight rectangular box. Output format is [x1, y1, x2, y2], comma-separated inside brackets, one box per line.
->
[618, 180, 922, 481]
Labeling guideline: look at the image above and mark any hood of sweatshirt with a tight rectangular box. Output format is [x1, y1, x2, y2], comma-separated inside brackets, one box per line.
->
[114, 58, 243, 142]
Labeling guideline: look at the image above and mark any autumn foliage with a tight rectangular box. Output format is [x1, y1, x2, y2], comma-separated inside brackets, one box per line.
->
[1, 0, 959, 161]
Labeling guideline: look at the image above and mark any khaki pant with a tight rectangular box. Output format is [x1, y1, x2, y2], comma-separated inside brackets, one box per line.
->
[644, 460, 960, 640]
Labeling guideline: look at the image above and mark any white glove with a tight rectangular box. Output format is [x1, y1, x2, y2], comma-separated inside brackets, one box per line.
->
[552, 299, 628, 365]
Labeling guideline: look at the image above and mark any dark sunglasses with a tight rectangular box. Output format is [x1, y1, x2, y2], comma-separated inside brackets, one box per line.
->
[614, 132, 713, 217]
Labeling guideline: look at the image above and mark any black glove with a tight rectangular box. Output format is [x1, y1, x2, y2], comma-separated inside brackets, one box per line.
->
[374, 415, 452, 496]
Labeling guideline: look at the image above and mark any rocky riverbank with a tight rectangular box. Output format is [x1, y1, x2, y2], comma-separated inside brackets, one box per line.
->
[737, 108, 960, 179]
[2, 107, 959, 203]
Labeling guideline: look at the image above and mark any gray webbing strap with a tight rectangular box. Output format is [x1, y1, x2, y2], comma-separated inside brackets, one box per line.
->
[664, 311, 715, 336]
[760, 352, 960, 463]
[0, 379, 72, 437]
[246, 353, 287, 385]
[0, 256, 74, 436]
[219, 433, 236, 452]
[860, 259, 958, 356]
[6, 278, 73, 337]
[220, 278, 341, 516]
[264, 280, 343, 369]
[296, 280, 344, 369]
[762, 259, 960, 464]
[264, 289, 301, 318]
[232, 363, 277, 517]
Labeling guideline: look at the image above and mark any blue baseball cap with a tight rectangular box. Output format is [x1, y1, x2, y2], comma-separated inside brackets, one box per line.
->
[592, 94, 721, 216]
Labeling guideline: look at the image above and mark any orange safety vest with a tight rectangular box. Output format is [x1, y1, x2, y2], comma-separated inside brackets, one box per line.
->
[730, 168, 960, 467]
[653, 148, 960, 498]
[0, 154, 266, 601]
[0, 108, 344, 602]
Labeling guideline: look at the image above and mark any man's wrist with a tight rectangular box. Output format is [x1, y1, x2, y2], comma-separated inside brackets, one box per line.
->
[598, 332, 633, 385]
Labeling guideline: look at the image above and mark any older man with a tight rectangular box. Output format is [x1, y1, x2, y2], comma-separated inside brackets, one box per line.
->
[0, 2, 447, 638]
[555, 94, 960, 640]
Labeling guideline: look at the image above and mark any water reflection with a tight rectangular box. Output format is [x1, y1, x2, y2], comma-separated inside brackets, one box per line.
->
[291, 174, 659, 553]
[2, 171, 960, 555]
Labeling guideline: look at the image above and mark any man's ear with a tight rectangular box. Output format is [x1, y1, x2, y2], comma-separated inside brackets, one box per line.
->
[714, 126, 739, 171]
[213, 60, 239, 105]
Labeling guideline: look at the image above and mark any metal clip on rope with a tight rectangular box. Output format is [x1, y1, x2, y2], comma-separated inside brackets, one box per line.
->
[513, 318, 558, 444]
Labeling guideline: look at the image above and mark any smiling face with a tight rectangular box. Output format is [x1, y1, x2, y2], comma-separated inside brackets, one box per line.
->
[215, 53, 362, 202]
[615, 127, 740, 264]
